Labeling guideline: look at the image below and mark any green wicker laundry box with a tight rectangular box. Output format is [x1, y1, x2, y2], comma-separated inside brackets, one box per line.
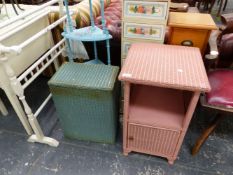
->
[48, 62, 120, 143]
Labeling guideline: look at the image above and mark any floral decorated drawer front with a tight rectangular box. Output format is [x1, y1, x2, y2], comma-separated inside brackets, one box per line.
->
[124, 1, 168, 20]
[124, 23, 164, 41]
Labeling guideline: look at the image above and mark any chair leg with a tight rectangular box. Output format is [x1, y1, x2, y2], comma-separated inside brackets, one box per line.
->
[0, 97, 8, 116]
[209, 0, 216, 13]
[197, 0, 201, 9]
[223, 0, 228, 11]
[13, 0, 24, 11]
[192, 114, 224, 155]
[217, 0, 224, 16]
[10, 0, 19, 15]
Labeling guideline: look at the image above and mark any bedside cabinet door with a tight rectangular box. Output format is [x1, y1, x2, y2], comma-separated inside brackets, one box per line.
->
[128, 123, 180, 157]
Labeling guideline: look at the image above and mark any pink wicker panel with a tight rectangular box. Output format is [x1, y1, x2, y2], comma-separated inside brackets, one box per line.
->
[128, 123, 180, 157]
[119, 43, 210, 92]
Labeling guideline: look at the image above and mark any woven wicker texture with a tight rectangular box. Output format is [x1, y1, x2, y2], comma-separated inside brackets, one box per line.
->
[119, 43, 210, 92]
[48, 63, 119, 143]
[49, 62, 119, 90]
[128, 124, 180, 157]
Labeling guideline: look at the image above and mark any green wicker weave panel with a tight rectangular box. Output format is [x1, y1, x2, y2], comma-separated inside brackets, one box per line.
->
[48, 63, 119, 143]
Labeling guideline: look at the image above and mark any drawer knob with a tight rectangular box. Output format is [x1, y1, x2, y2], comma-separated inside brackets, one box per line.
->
[129, 136, 134, 140]
[181, 40, 193, 47]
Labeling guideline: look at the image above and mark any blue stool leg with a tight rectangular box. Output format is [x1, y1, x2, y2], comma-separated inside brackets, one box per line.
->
[89, 0, 95, 28]
[93, 41, 98, 61]
[64, 0, 74, 33]
[106, 39, 111, 65]
[63, 0, 75, 62]
[100, 0, 111, 65]
[100, 0, 107, 34]
[66, 39, 74, 62]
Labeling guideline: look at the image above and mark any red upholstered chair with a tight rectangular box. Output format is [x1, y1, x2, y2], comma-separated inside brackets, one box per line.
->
[192, 13, 233, 155]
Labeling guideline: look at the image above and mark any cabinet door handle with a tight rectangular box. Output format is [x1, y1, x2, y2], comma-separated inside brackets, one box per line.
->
[129, 136, 134, 140]
[181, 40, 193, 47]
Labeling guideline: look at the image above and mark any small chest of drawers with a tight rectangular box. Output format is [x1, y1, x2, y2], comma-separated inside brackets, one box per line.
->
[121, 0, 170, 65]
[168, 12, 217, 55]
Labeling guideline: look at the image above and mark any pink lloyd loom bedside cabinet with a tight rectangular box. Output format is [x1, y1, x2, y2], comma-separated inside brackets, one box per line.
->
[118, 43, 210, 164]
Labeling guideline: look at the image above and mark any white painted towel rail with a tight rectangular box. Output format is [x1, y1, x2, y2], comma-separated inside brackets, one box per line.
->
[0, 0, 66, 147]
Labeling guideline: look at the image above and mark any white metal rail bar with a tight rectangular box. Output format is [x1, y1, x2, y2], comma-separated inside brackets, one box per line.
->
[18, 39, 65, 88]
[19, 15, 67, 49]
[0, 15, 67, 55]
[0, 0, 60, 29]
[18, 38, 65, 81]
[0, 0, 65, 147]
[22, 45, 65, 89]
[0, 9, 50, 41]
[34, 94, 52, 117]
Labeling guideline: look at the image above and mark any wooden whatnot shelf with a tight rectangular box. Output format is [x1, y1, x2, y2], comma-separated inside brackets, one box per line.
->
[119, 43, 210, 164]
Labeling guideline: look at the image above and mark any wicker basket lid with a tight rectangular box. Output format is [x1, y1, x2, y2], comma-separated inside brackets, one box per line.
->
[49, 62, 119, 91]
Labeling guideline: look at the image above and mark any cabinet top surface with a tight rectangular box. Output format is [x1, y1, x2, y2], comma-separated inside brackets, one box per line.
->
[168, 12, 217, 30]
[118, 43, 210, 92]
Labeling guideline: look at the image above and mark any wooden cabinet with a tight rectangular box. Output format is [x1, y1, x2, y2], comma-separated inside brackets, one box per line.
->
[168, 12, 217, 55]
[121, 0, 170, 65]
[119, 43, 210, 164]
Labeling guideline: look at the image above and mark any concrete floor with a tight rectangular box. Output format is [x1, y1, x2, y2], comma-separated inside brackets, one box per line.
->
[0, 76, 233, 175]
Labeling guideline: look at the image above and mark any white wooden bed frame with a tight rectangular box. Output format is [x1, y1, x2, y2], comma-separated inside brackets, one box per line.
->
[0, 0, 67, 147]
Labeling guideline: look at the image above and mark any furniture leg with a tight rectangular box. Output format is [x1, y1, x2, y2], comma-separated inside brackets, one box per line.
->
[10, 0, 19, 15]
[13, 0, 24, 11]
[204, 0, 209, 10]
[2, 0, 10, 19]
[217, 0, 223, 16]
[0, 97, 8, 116]
[53, 58, 59, 71]
[168, 158, 175, 165]
[123, 83, 130, 156]
[4, 87, 33, 135]
[1, 59, 59, 147]
[123, 148, 130, 156]
[197, 0, 201, 9]
[66, 39, 74, 62]
[223, 0, 227, 11]
[208, 0, 216, 13]
[192, 113, 224, 155]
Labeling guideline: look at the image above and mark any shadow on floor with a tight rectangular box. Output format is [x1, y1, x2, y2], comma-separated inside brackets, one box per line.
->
[0, 76, 233, 175]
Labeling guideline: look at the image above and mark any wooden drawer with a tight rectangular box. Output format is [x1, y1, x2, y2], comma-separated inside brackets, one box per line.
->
[122, 39, 164, 58]
[123, 0, 168, 23]
[169, 28, 210, 54]
[123, 22, 165, 41]
[128, 123, 180, 157]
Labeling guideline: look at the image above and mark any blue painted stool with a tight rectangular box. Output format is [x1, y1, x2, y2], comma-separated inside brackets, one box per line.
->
[62, 0, 112, 64]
